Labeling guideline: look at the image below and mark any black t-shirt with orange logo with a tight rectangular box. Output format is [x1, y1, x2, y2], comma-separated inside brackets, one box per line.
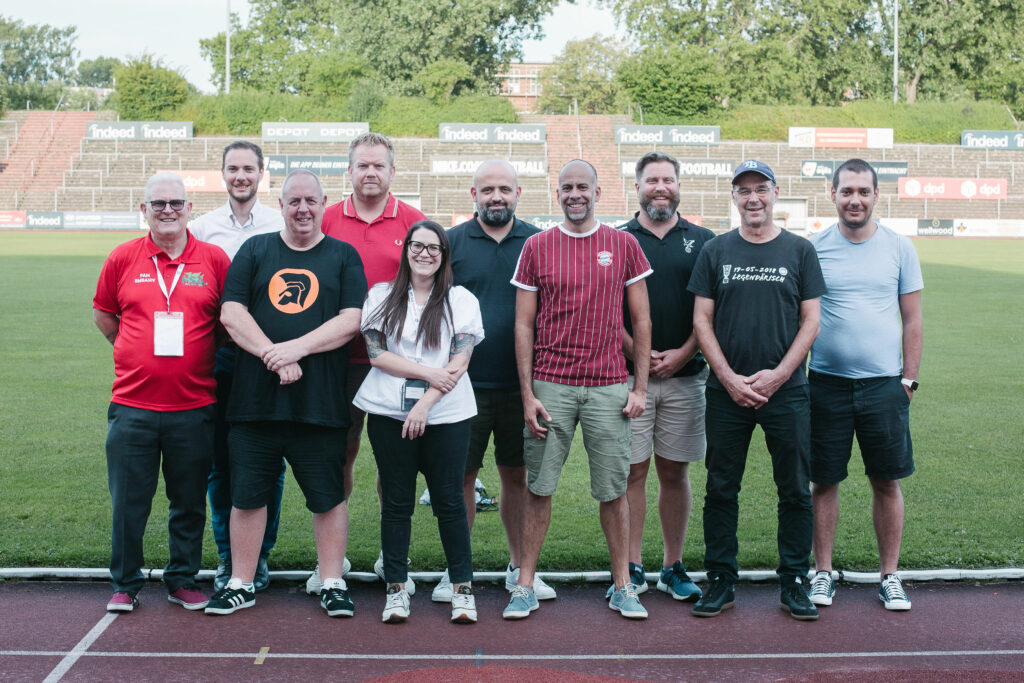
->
[222, 232, 367, 427]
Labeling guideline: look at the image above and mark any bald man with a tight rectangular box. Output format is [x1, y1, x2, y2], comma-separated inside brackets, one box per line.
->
[507, 160, 653, 621]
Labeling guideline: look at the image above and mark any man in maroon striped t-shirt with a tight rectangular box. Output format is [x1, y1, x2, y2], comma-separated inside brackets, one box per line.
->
[504, 159, 654, 621]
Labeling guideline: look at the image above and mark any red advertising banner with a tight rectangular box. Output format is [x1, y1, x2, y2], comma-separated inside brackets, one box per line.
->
[156, 170, 271, 194]
[789, 127, 893, 149]
[898, 177, 1007, 201]
[0, 210, 27, 227]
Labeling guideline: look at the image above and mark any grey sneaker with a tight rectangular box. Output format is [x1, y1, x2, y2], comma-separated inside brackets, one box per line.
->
[504, 564, 557, 600]
[305, 557, 351, 595]
[432, 568, 453, 603]
[375, 551, 416, 596]
[382, 585, 410, 623]
[879, 574, 911, 611]
[809, 570, 835, 606]
[503, 585, 539, 620]
[605, 562, 647, 599]
[609, 583, 648, 619]
[450, 585, 477, 624]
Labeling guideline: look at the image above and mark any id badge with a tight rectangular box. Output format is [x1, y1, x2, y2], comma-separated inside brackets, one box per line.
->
[402, 379, 429, 411]
[154, 311, 184, 356]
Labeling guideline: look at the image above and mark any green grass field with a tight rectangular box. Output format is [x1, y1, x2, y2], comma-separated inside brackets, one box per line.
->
[1, 232, 1021, 574]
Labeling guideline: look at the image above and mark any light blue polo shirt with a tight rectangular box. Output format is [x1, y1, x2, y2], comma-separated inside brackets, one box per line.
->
[809, 223, 923, 378]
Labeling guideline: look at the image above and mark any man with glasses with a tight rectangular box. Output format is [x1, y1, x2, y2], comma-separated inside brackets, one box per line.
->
[93, 172, 231, 613]
[191, 141, 284, 594]
[206, 169, 366, 617]
[310, 132, 427, 595]
[687, 160, 827, 620]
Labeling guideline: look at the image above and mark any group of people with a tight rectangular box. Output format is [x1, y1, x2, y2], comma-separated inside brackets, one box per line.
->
[93, 131, 923, 625]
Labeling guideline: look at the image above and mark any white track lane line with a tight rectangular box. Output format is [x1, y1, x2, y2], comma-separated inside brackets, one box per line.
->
[41, 613, 117, 682]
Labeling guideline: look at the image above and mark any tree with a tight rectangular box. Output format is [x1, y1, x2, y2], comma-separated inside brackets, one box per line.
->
[0, 15, 77, 109]
[76, 56, 122, 88]
[617, 46, 726, 120]
[114, 56, 191, 120]
[536, 34, 628, 114]
[414, 58, 475, 103]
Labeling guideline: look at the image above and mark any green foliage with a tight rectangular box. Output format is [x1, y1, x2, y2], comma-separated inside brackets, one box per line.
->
[75, 56, 122, 88]
[617, 46, 726, 121]
[304, 54, 373, 100]
[114, 55, 191, 121]
[1, 235, 1023, 571]
[414, 58, 476, 104]
[1, 81, 63, 110]
[372, 95, 517, 137]
[537, 34, 629, 115]
[347, 79, 386, 123]
[0, 15, 78, 112]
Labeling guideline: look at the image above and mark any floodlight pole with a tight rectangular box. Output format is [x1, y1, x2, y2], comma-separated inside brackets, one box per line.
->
[892, 0, 899, 104]
[225, 0, 231, 94]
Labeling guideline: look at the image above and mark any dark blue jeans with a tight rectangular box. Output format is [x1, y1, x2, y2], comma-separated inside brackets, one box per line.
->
[702, 385, 813, 582]
[106, 402, 213, 593]
[207, 361, 285, 560]
[366, 414, 473, 584]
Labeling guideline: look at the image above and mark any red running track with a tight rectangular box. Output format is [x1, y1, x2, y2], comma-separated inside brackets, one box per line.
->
[2, 579, 1023, 681]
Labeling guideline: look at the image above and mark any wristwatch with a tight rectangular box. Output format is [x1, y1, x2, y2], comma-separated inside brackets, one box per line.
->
[901, 377, 919, 392]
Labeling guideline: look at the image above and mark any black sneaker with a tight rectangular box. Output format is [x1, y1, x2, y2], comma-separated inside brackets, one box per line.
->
[213, 556, 232, 593]
[780, 575, 819, 621]
[321, 586, 355, 617]
[254, 556, 270, 593]
[692, 575, 735, 617]
[204, 583, 255, 615]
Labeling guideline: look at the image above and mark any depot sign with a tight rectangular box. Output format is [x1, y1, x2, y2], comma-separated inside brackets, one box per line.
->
[898, 177, 1007, 200]
[157, 170, 271, 193]
[961, 130, 1024, 150]
[438, 124, 546, 144]
[789, 127, 893, 149]
[614, 125, 720, 146]
[261, 122, 369, 142]
[86, 121, 193, 140]
[431, 157, 547, 176]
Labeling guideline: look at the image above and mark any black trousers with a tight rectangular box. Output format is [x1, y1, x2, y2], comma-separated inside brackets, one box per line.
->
[106, 402, 213, 593]
[702, 385, 813, 582]
[366, 415, 473, 584]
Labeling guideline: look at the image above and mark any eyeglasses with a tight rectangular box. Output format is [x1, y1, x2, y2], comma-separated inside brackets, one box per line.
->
[146, 199, 187, 212]
[408, 240, 442, 256]
[733, 185, 774, 199]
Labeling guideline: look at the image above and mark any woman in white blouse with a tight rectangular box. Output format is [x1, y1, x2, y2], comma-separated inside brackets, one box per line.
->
[355, 220, 484, 624]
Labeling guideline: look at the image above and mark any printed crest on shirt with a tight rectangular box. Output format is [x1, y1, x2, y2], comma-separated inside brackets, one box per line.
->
[268, 269, 320, 313]
[182, 272, 207, 287]
[597, 250, 613, 267]
[682, 238, 695, 253]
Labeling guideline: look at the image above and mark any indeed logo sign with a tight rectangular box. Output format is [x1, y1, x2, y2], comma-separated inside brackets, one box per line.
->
[440, 125, 489, 142]
[439, 124, 546, 144]
[615, 126, 720, 146]
[87, 123, 136, 140]
[961, 130, 1024, 150]
[495, 126, 543, 143]
[141, 123, 191, 139]
[26, 212, 63, 228]
[87, 122, 194, 140]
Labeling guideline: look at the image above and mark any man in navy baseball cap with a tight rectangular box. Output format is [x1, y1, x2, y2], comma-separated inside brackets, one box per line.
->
[732, 160, 777, 185]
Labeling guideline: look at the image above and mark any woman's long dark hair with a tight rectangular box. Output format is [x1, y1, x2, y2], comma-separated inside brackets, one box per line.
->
[365, 220, 453, 350]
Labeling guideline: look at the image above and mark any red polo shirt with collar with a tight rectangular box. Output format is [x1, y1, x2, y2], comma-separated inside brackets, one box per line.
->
[321, 193, 426, 363]
[93, 231, 231, 411]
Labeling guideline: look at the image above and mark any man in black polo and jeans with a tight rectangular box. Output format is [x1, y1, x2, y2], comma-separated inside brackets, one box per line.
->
[687, 160, 826, 621]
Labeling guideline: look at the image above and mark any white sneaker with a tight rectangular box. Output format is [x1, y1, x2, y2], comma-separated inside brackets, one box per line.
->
[505, 564, 557, 600]
[879, 573, 911, 611]
[374, 550, 416, 596]
[305, 557, 351, 595]
[432, 568, 453, 603]
[382, 586, 410, 623]
[450, 585, 477, 623]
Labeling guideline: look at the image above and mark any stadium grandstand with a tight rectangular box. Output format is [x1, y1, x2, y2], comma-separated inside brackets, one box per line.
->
[1, 110, 1022, 236]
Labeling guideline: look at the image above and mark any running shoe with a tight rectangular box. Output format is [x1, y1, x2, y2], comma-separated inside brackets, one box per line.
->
[878, 574, 911, 611]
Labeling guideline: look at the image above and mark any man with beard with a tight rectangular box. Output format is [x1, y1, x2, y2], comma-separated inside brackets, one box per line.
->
[806, 159, 923, 612]
[611, 152, 716, 603]
[192, 141, 284, 594]
[438, 159, 554, 604]
[310, 132, 426, 595]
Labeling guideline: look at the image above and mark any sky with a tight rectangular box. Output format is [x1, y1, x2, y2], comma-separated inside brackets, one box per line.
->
[5, 0, 627, 93]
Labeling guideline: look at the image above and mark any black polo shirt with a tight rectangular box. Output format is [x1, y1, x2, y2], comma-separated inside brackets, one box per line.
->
[449, 215, 542, 389]
[620, 213, 717, 378]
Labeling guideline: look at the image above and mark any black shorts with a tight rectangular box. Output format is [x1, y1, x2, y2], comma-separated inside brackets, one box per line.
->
[809, 371, 914, 485]
[465, 387, 525, 472]
[228, 421, 347, 513]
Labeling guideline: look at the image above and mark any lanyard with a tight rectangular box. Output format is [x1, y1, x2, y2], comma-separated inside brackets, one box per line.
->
[152, 256, 185, 313]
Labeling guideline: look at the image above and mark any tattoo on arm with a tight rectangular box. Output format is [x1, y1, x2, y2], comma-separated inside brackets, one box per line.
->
[364, 329, 387, 358]
[450, 333, 475, 356]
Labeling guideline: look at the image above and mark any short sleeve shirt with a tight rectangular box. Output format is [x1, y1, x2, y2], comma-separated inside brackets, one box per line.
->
[687, 228, 826, 392]
[321, 193, 427, 364]
[620, 214, 717, 378]
[809, 223, 923, 378]
[190, 200, 283, 260]
[449, 216, 541, 389]
[93, 232, 231, 411]
[221, 233, 367, 427]
[512, 223, 652, 386]
[354, 283, 484, 423]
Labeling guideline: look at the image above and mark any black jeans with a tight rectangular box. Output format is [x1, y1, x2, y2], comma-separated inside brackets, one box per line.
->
[702, 385, 813, 582]
[106, 402, 214, 594]
[366, 415, 473, 584]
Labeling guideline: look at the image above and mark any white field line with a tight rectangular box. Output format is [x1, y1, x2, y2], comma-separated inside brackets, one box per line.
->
[41, 613, 116, 682]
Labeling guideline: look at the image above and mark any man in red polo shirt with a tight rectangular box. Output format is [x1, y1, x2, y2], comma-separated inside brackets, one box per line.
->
[309, 131, 426, 594]
[93, 172, 231, 613]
